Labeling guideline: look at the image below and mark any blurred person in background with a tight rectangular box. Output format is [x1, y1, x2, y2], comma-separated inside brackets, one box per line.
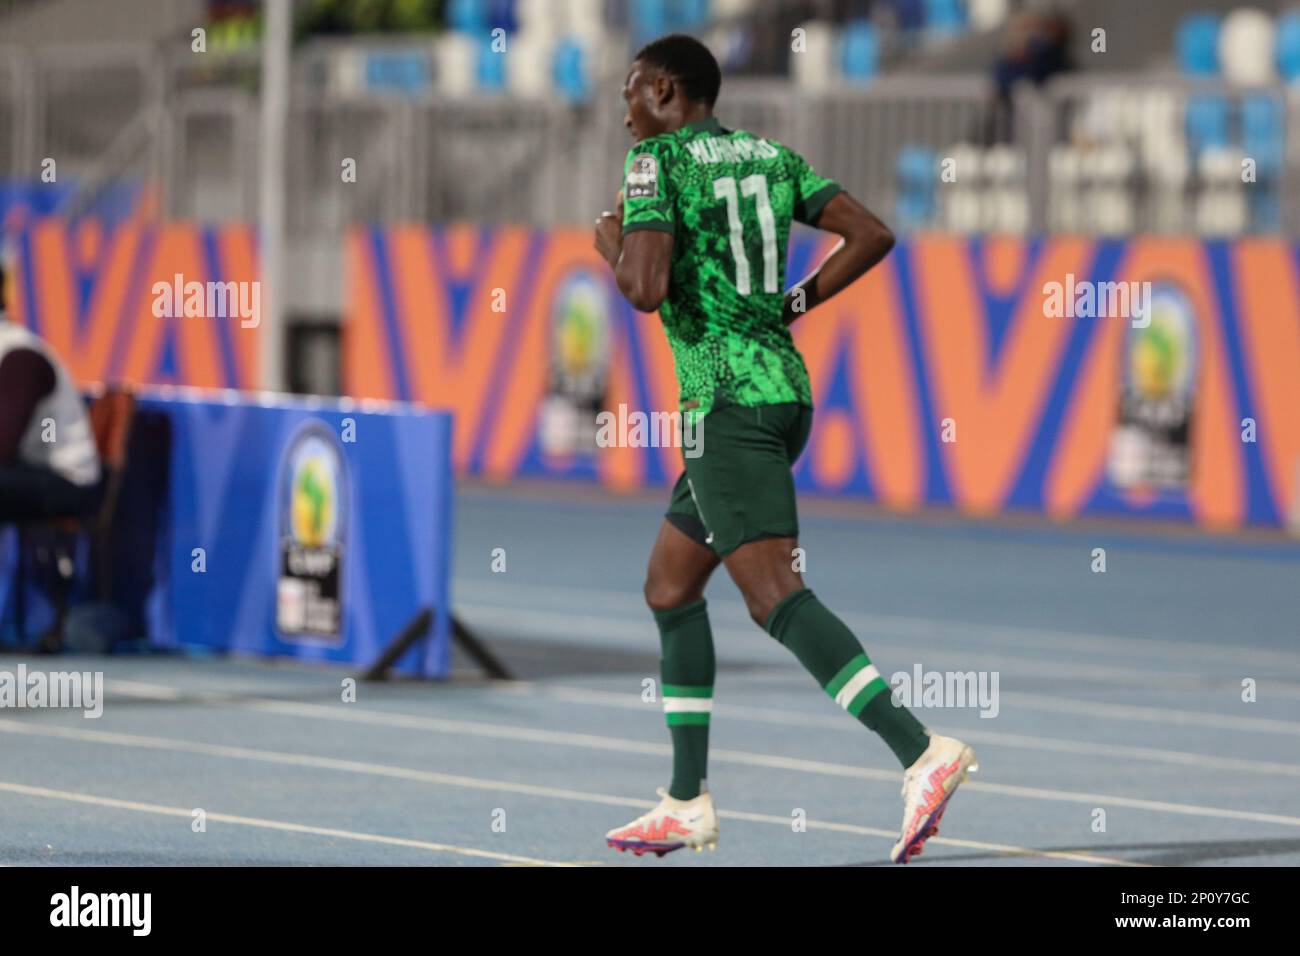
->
[0, 261, 102, 524]
[987, 3, 1073, 142]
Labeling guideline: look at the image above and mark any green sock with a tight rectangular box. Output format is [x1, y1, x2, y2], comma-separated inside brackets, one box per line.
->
[654, 598, 715, 801]
[765, 588, 929, 768]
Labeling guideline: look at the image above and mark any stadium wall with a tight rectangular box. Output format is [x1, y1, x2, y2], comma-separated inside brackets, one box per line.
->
[7, 216, 1300, 530]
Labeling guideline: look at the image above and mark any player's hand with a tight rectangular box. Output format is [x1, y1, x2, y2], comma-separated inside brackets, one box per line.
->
[594, 209, 623, 268]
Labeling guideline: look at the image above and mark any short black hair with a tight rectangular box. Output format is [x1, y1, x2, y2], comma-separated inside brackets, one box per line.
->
[634, 33, 722, 107]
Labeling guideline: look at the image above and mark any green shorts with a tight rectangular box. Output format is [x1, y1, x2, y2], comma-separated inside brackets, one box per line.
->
[666, 401, 813, 558]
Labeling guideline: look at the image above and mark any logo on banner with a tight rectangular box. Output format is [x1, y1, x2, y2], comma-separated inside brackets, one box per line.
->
[539, 269, 611, 457]
[1107, 282, 1197, 490]
[276, 422, 347, 639]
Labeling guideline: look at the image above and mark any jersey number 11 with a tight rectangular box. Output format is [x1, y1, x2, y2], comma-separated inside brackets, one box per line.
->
[713, 174, 778, 296]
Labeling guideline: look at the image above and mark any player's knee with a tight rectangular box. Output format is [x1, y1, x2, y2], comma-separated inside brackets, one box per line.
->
[740, 588, 779, 628]
[739, 579, 802, 628]
[643, 575, 700, 613]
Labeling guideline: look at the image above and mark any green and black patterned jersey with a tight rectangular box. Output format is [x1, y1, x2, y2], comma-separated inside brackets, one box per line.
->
[621, 116, 841, 419]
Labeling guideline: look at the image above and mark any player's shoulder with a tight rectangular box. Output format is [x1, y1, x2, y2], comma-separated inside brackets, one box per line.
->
[625, 132, 684, 165]
[754, 135, 802, 164]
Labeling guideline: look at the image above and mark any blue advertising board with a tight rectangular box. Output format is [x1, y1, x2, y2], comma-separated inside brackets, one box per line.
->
[139, 388, 455, 677]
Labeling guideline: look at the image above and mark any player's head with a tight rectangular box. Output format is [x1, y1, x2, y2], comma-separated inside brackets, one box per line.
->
[623, 34, 721, 142]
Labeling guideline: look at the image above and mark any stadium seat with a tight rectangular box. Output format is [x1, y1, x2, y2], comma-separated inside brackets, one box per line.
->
[436, 32, 478, 96]
[840, 20, 879, 81]
[1176, 13, 1221, 76]
[1276, 10, 1300, 82]
[924, 0, 967, 37]
[894, 145, 937, 229]
[1242, 93, 1284, 230]
[477, 33, 507, 91]
[1220, 7, 1276, 85]
[363, 49, 432, 95]
[967, 0, 1009, 32]
[1197, 146, 1248, 235]
[487, 0, 518, 34]
[564, 0, 605, 42]
[447, 0, 490, 33]
[791, 21, 836, 91]
[677, 0, 711, 29]
[1243, 93, 1284, 174]
[1185, 94, 1230, 156]
[506, 31, 553, 96]
[552, 36, 591, 103]
[941, 142, 983, 232]
[886, 0, 927, 34]
[631, 0, 670, 47]
[1048, 145, 1083, 232]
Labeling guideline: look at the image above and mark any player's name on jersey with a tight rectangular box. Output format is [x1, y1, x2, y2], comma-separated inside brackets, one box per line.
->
[685, 136, 781, 165]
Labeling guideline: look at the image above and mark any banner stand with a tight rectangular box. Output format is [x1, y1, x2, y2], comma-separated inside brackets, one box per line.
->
[363, 608, 512, 682]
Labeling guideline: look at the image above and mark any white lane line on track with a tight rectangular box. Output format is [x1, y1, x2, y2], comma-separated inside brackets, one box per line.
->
[455, 579, 1300, 672]
[457, 600, 1300, 695]
[99, 673, 1300, 755]
[484, 683, 1300, 777]
[0, 780, 575, 866]
[0, 719, 1140, 867]
[80, 687, 1300, 828]
[456, 602, 1300, 722]
[232, 700, 1300, 830]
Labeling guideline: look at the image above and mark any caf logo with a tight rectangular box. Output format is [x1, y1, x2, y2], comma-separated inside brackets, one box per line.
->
[276, 422, 347, 639]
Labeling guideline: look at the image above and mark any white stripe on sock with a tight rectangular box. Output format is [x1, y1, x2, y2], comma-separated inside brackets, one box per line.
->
[663, 697, 713, 714]
[834, 664, 881, 711]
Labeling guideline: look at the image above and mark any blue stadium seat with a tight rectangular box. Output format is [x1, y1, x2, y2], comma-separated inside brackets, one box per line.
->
[1185, 95, 1230, 155]
[1277, 10, 1300, 82]
[676, 0, 711, 29]
[476, 33, 507, 91]
[631, 0, 669, 47]
[553, 37, 591, 103]
[365, 50, 432, 94]
[1176, 13, 1221, 76]
[1242, 93, 1284, 176]
[1242, 96, 1283, 231]
[885, 0, 927, 33]
[447, 0, 489, 33]
[924, 0, 968, 37]
[841, 20, 879, 81]
[486, 0, 518, 33]
[895, 145, 937, 228]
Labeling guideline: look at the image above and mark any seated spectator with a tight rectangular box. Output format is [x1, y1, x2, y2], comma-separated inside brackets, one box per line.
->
[987, 7, 1073, 142]
[0, 262, 102, 524]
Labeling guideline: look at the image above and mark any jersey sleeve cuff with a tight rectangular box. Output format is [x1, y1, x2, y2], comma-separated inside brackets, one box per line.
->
[622, 220, 675, 237]
[798, 183, 842, 226]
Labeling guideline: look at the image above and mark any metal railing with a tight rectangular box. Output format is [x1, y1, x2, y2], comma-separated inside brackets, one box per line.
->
[2, 41, 1298, 238]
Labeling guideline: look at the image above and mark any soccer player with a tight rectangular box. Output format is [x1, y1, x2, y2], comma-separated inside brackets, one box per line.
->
[593, 35, 977, 864]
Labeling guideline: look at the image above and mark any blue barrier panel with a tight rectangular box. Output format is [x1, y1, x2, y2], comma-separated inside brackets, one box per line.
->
[139, 388, 454, 677]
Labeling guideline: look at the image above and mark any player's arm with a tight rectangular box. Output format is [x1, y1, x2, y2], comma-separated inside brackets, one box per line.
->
[0, 348, 56, 465]
[594, 196, 674, 314]
[783, 192, 894, 326]
[595, 145, 676, 313]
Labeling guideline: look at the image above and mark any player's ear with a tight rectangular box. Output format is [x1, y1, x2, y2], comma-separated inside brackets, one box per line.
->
[653, 72, 674, 108]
